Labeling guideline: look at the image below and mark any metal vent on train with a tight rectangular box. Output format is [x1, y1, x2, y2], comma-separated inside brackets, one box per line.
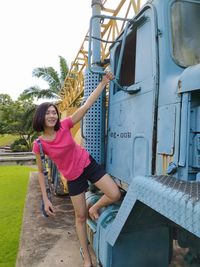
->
[83, 70, 106, 164]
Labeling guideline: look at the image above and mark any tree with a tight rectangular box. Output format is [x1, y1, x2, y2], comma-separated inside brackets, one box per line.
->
[0, 94, 13, 106]
[0, 94, 14, 134]
[0, 94, 37, 151]
[11, 98, 37, 150]
[20, 55, 69, 100]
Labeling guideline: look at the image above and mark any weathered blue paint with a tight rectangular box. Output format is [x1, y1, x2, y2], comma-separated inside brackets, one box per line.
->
[106, 175, 200, 246]
[86, 0, 200, 265]
[179, 64, 200, 93]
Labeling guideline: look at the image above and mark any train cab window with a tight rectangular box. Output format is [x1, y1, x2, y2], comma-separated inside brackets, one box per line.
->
[114, 11, 153, 94]
[118, 31, 136, 86]
[171, 1, 200, 67]
[114, 31, 136, 94]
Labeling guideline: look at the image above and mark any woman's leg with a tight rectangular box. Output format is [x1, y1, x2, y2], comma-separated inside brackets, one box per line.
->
[89, 174, 121, 220]
[70, 192, 92, 267]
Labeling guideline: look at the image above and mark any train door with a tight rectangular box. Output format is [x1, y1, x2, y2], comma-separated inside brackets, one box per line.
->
[106, 6, 158, 185]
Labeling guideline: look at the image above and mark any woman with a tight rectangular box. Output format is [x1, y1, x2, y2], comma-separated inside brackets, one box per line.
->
[32, 71, 121, 267]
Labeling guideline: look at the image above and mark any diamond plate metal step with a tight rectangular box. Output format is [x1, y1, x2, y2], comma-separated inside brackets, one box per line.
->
[106, 175, 200, 246]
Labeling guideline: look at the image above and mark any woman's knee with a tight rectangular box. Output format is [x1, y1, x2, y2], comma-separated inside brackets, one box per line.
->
[112, 187, 121, 202]
[95, 174, 121, 202]
[107, 185, 121, 202]
[75, 211, 87, 224]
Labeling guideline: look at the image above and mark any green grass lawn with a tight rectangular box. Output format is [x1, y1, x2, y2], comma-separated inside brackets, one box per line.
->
[0, 166, 36, 267]
[0, 135, 18, 147]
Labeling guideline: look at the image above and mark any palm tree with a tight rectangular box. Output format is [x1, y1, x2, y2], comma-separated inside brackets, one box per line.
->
[21, 56, 69, 100]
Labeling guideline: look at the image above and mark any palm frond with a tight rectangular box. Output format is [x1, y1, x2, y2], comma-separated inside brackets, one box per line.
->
[59, 56, 69, 84]
[21, 56, 69, 102]
[32, 67, 61, 90]
[35, 89, 60, 100]
[20, 86, 43, 99]
[21, 86, 60, 100]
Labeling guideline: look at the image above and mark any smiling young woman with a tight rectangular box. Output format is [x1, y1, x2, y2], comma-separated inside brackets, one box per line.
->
[32, 72, 121, 267]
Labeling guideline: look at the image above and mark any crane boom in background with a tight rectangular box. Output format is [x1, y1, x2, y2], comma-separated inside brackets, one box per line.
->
[59, 0, 143, 111]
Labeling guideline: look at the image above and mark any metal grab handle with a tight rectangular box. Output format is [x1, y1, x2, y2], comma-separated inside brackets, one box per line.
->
[105, 65, 141, 94]
[88, 14, 130, 75]
[113, 79, 141, 94]
[88, 14, 146, 94]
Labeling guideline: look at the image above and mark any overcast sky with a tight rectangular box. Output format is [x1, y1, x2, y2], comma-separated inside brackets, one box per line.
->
[0, 0, 147, 101]
[0, 0, 92, 100]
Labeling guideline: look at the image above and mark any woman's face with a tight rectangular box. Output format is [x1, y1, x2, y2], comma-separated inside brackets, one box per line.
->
[44, 105, 58, 128]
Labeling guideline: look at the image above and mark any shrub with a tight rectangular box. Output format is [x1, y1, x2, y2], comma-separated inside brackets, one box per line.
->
[10, 139, 29, 152]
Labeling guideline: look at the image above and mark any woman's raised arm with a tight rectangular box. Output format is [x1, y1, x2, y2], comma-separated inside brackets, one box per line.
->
[70, 71, 114, 125]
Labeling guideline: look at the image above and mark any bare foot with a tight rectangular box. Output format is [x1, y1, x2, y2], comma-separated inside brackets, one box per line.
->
[88, 205, 99, 220]
[83, 259, 93, 267]
[80, 247, 92, 267]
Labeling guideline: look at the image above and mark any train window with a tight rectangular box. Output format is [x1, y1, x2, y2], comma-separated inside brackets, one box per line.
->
[114, 30, 136, 94]
[171, 1, 200, 67]
[113, 10, 153, 94]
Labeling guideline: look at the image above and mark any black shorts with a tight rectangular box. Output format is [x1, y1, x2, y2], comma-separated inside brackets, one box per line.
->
[67, 155, 106, 196]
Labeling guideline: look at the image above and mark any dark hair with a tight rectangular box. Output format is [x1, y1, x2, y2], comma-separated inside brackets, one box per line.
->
[32, 102, 60, 132]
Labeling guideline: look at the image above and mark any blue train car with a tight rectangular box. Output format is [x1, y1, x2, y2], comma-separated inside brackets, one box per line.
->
[83, 0, 200, 266]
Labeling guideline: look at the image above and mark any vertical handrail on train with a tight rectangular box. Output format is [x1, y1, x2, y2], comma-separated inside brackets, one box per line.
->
[88, 14, 146, 94]
[88, 14, 130, 75]
[179, 93, 190, 167]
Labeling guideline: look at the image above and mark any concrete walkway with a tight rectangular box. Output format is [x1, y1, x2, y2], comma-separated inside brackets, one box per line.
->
[16, 172, 96, 267]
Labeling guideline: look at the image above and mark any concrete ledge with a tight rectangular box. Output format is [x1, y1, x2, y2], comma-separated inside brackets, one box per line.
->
[0, 152, 34, 156]
[0, 156, 36, 166]
[0, 156, 35, 161]
[0, 152, 36, 165]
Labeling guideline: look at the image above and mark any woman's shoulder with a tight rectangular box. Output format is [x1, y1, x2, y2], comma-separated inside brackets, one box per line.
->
[32, 138, 40, 154]
[61, 117, 74, 129]
[32, 137, 46, 149]
[32, 137, 49, 155]
[33, 136, 43, 144]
